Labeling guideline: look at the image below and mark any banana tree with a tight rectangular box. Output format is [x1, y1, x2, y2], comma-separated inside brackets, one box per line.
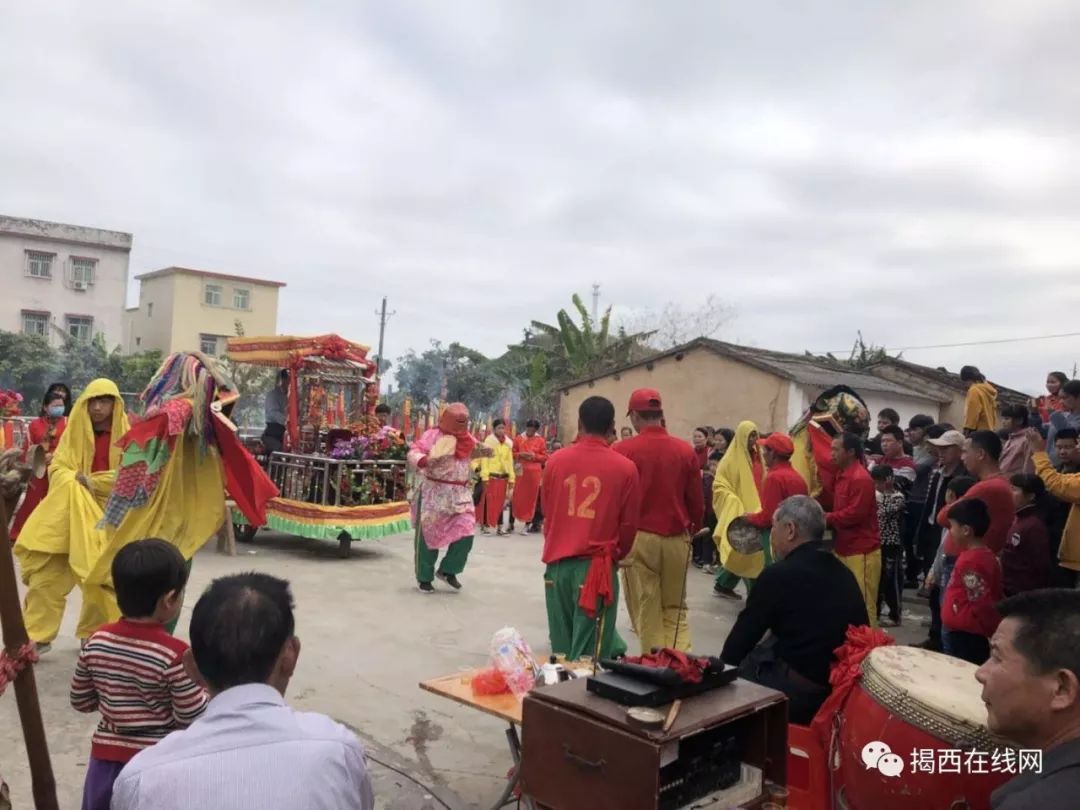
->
[531, 293, 647, 380]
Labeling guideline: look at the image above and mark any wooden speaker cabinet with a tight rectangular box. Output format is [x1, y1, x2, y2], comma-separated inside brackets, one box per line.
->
[521, 677, 787, 810]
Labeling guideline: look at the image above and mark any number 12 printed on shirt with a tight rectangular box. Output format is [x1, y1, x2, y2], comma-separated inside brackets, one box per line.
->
[563, 474, 601, 518]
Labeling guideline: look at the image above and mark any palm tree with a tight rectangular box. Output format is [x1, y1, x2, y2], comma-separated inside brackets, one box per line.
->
[530, 293, 648, 380]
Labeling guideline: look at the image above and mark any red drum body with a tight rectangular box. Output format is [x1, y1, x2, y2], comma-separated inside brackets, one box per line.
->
[834, 646, 1015, 810]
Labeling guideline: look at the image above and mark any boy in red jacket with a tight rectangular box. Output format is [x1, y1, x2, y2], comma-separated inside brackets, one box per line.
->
[942, 498, 1003, 665]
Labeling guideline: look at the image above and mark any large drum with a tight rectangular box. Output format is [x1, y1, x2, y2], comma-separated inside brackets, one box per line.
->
[726, 515, 764, 554]
[834, 646, 1016, 810]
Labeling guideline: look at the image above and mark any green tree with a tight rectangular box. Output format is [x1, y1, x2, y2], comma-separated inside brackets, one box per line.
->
[58, 333, 114, 392]
[116, 350, 164, 395]
[516, 351, 555, 423]
[222, 319, 279, 427]
[0, 332, 61, 411]
[530, 293, 649, 381]
[0, 330, 164, 414]
[395, 341, 505, 415]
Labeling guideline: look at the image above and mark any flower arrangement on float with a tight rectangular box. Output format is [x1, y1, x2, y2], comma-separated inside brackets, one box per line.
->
[330, 425, 406, 462]
[0, 390, 23, 418]
[328, 426, 408, 506]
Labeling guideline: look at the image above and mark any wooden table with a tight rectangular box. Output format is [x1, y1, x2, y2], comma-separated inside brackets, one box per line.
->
[419, 671, 523, 725]
[420, 670, 533, 809]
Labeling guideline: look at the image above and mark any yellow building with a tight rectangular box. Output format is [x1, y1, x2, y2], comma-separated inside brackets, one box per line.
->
[124, 266, 284, 356]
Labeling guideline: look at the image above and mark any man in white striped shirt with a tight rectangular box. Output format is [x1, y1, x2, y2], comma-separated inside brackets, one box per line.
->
[111, 573, 374, 810]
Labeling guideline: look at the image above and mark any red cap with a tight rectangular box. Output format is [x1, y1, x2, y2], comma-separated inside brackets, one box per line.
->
[758, 433, 795, 456]
[627, 388, 663, 414]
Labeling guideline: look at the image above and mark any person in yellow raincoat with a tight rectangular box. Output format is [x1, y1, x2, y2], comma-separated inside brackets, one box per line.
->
[15, 378, 130, 648]
[712, 421, 766, 599]
[961, 365, 998, 434]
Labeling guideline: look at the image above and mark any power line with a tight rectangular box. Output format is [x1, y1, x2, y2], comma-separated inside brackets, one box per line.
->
[812, 331, 1080, 355]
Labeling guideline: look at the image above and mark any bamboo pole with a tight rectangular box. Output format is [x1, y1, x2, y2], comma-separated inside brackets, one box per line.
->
[0, 501, 59, 810]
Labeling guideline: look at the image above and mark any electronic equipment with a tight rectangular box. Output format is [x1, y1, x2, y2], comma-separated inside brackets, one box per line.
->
[586, 657, 738, 706]
[522, 677, 786, 810]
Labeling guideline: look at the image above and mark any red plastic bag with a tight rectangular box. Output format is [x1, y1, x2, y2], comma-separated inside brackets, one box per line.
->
[471, 666, 510, 696]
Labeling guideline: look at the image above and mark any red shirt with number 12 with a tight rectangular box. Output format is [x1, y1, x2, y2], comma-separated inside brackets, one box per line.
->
[541, 436, 640, 564]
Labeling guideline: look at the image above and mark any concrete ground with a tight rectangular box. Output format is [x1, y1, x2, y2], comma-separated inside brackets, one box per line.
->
[1, 530, 930, 809]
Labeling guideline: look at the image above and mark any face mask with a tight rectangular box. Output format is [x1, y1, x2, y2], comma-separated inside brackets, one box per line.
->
[47, 405, 65, 418]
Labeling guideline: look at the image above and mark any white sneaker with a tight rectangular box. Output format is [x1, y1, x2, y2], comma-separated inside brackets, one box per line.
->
[519, 528, 530, 536]
[35, 642, 52, 655]
[480, 527, 491, 535]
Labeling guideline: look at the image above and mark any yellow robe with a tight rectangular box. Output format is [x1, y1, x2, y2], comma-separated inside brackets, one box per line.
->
[791, 425, 823, 497]
[15, 378, 130, 640]
[712, 421, 764, 579]
[86, 420, 228, 585]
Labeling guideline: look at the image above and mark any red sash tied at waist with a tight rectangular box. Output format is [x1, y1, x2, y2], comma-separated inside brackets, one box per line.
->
[579, 543, 618, 619]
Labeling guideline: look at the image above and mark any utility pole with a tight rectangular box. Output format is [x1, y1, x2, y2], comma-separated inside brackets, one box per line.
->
[591, 283, 600, 321]
[374, 296, 395, 376]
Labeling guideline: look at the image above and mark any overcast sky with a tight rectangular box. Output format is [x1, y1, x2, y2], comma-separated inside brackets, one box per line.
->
[3, 1, 1079, 394]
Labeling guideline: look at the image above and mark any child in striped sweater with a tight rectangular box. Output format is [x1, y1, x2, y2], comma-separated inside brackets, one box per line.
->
[71, 539, 208, 810]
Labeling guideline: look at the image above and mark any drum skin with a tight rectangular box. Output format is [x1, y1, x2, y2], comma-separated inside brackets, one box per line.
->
[726, 515, 763, 554]
[835, 681, 1013, 810]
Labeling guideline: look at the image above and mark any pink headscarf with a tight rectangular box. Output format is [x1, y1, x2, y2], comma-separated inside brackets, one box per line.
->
[438, 403, 476, 460]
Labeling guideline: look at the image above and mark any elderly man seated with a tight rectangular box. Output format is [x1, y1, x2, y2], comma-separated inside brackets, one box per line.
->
[721, 495, 869, 722]
[977, 589, 1080, 809]
[112, 573, 375, 809]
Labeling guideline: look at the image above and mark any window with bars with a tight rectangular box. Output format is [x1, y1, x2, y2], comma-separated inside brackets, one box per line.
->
[25, 251, 54, 279]
[66, 316, 93, 342]
[21, 311, 49, 337]
[200, 334, 221, 356]
[70, 258, 96, 287]
[204, 284, 223, 306]
[233, 288, 250, 310]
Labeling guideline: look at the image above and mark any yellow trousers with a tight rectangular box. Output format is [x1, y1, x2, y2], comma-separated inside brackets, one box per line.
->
[836, 548, 882, 630]
[19, 550, 120, 643]
[625, 531, 693, 654]
[620, 567, 639, 635]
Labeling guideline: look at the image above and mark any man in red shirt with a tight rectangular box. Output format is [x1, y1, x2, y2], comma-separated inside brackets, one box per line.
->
[542, 397, 640, 660]
[614, 388, 704, 653]
[937, 430, 1015, 557]
[820, 433, 882, 628]
[874, 425, 917, 493]
[744, 433, 809, 533]
[512, 419, 548, 535]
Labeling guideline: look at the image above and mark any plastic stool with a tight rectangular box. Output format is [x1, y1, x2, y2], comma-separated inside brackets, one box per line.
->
[787, 723, 828, 810]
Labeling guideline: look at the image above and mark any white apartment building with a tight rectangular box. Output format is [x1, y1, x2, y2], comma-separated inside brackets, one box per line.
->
[0, 215, 133, 347]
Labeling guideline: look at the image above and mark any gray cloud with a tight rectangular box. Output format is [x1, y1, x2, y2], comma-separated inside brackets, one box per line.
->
[2, 0, 1079, 394]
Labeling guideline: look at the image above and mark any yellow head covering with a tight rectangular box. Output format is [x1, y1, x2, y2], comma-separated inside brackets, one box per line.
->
[51, 378, 130, 476]
[712, 420, 765, 579]
[16, 378, 130, 569]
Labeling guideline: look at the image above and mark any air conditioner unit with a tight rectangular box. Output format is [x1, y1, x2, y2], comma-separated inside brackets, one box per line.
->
[72, 280, 87, 291]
